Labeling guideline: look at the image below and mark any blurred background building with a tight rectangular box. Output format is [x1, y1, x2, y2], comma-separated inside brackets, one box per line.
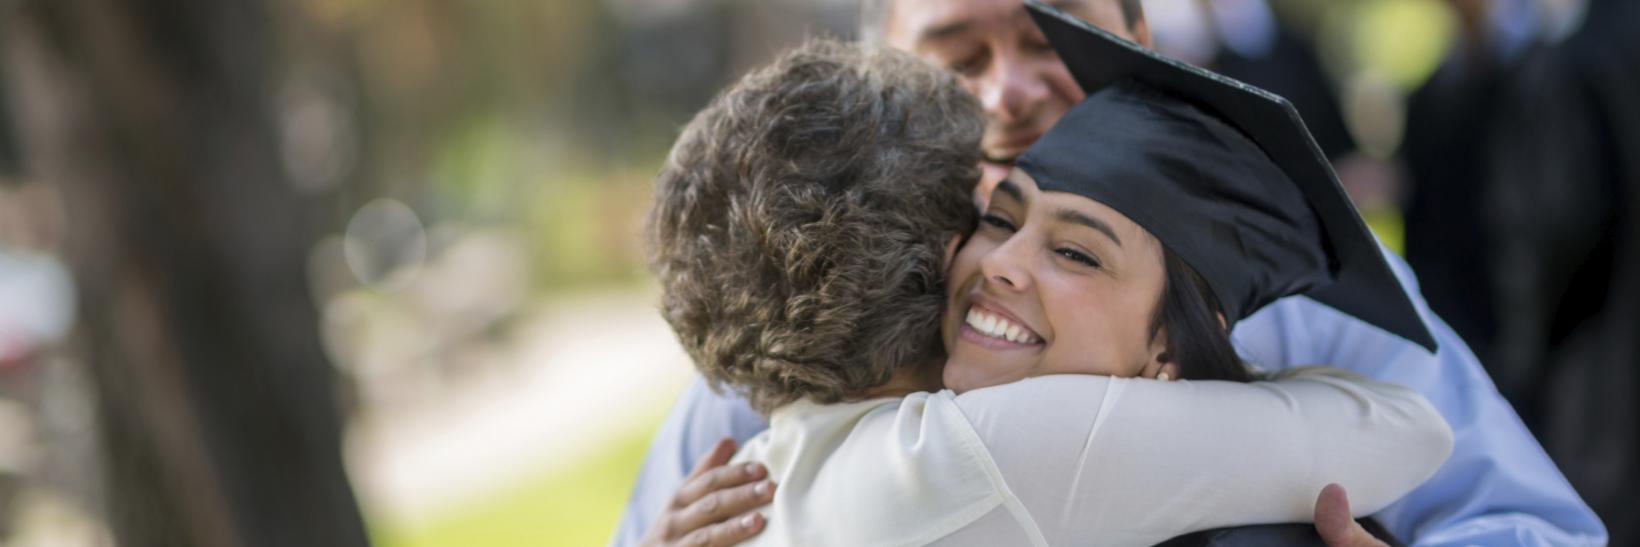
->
[0, 0, 1632, 546]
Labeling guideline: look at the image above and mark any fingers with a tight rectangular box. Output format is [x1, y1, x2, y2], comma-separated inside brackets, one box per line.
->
[685, 438, 739, 482]
[677, 512, 766, 547]
[672, 478, 777, 540]
[1314, 483, 1386, 547]
[673, 460, 767, 510]
[1314, 483, 1353, 540]
[675, 438, 740, 508]
[644, 439, 771, 547]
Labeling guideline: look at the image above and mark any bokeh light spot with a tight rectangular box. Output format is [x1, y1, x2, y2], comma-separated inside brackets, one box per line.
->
[345, 198, 428, 292]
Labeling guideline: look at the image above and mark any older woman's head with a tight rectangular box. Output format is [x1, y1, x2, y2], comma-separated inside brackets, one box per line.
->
[647, 39, 983, 414]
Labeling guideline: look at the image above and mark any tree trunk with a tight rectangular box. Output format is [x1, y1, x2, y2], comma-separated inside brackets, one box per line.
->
[1, 0, 371, 545]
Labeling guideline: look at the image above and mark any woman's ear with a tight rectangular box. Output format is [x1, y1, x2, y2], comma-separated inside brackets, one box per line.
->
[1139, 327, 1176, 380]
[943, 234, 963, 271]
[1149, 323, 1170, 361]
[1139, 337, 1179, 381]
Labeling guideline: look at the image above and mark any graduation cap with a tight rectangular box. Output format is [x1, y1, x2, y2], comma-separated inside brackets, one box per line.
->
[1017, 0, 1437, 352]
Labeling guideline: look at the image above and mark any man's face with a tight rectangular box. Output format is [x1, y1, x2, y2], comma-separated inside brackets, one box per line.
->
[882, 0, 1149, 204]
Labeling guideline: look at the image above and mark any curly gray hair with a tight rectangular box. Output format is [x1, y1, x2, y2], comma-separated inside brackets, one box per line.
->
[647, 39, 983, 414]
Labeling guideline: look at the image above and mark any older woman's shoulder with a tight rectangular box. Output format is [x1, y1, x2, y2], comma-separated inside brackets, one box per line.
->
[738, 393, 1020, 545]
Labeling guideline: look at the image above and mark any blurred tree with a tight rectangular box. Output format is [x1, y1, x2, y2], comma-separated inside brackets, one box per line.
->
[0, 0, 370, 545]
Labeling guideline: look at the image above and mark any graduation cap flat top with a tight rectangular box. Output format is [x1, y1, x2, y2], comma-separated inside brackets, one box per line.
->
[1018, 0, 1438, 352]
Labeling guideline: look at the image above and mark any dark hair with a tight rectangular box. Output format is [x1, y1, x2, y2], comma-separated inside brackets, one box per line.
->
[647, 39, 983, 415]
[1150, 248, 1254, 382]
[859, 0, 1144, 42]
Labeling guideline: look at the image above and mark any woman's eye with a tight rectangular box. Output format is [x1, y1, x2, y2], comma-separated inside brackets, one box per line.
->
[981, 214, 1016, 231]
[1056, 248, 1101, 269]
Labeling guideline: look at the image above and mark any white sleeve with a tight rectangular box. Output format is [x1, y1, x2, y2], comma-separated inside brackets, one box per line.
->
[952, 368, 1454, 547]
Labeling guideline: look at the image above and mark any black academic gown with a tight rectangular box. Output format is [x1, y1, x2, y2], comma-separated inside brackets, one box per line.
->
[1157, 520, 1401, 547]
[1484, 0, 1640, 542]
[1400, 48, 1507, 366]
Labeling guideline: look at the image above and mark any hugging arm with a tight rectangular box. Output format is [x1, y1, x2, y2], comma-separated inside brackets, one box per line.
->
[632, 438, 775, 547]
[954, 369, 1454, 547]
[612, 379, 768, 547]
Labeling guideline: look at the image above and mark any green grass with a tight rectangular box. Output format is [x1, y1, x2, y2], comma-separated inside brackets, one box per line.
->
[371, 425, 657, 547]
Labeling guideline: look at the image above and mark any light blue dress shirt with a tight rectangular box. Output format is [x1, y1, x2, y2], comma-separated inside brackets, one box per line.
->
[610, 249, 1607, 546]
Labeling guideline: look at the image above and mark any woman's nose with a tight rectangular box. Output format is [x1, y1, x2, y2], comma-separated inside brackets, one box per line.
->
[979, 240, 1032, 291]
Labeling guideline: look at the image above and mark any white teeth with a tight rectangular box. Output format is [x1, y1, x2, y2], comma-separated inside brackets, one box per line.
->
[964, 307, 1037, 344]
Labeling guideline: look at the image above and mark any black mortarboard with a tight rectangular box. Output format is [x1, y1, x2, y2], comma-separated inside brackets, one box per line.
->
[1017, 0, 1437, 352]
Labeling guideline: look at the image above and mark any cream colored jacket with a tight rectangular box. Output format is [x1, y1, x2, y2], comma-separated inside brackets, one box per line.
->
[731, 368, 1454, 547]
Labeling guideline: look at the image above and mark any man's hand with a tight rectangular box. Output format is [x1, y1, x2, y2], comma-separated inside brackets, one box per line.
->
[1315, 483, 1389, 547]
[638, 437, 776, 547]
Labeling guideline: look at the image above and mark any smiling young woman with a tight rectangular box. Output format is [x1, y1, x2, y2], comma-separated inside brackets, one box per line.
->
[941, 169, 1252, 394]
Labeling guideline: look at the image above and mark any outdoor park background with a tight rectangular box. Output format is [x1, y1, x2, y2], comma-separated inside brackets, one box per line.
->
[0, 0, 1628, 546]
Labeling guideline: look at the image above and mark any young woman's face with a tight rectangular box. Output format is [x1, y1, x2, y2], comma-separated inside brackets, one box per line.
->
[941, 168, 1169, 393]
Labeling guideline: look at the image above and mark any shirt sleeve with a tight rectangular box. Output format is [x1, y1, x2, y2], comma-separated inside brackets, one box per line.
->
[1231, 245, 1608, 546]
[954, 368, 1454, 547]
[608, 376, 769, 547]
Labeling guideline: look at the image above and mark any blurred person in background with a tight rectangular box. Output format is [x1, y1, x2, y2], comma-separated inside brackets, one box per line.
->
[613, 1, 1605, 546]
[1147, 0, 1357, 163]
[1398, 0, 1535, 371]
[1396, 0, 1639, 540]
[1479, 0, 1638, 541]
[1143, 0, 1404, 275]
